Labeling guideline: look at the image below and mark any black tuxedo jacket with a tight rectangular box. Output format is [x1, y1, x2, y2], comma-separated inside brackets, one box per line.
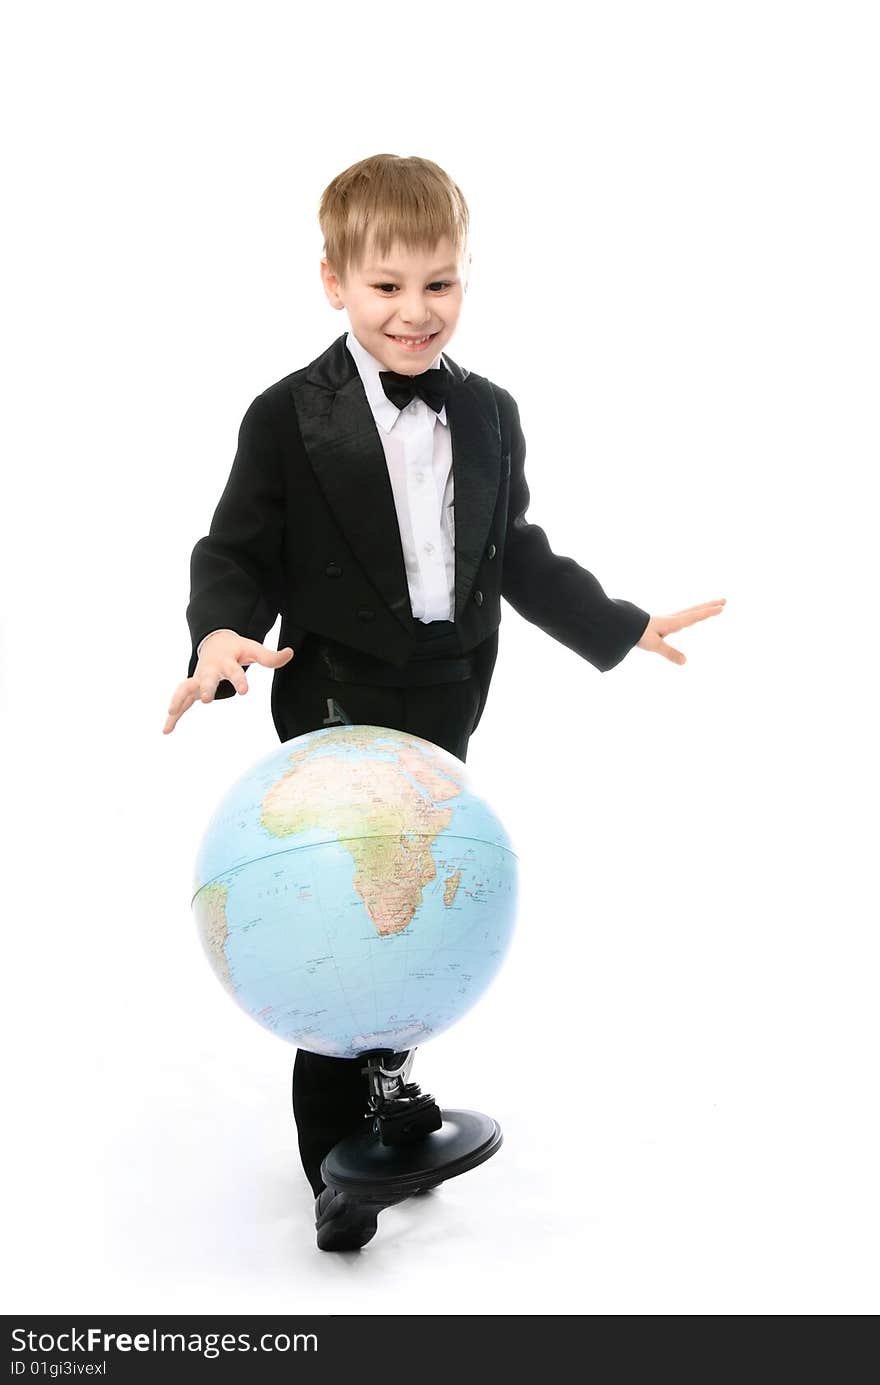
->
[186, 332, 650, 738]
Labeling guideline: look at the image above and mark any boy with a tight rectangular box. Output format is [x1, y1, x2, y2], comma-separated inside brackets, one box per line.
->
[164, 153, 724, 1251]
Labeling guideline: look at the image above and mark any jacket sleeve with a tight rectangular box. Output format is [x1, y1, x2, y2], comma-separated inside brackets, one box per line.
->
[497, 387, 651, 672]
[185, 392, 286, 696]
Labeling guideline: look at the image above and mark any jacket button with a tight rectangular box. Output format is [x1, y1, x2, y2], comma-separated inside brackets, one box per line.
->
[325, 562, 343, 578]
[486, 543, 496, 560]
[473, 589, 484, 607]
[356, 606, 375, 622]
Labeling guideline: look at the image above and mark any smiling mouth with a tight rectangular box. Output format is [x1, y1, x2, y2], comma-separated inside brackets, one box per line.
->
[385, 332, 439, 347]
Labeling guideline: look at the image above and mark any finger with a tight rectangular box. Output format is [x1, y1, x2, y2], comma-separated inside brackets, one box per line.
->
[166, 678, 199, 718]
[670, 604, 726, 629]
[248, 644, 296, 666]
[202, 663, 253, 699]
[166, 673, 198, 709]
[224, 661, 249, 694]
[177, 686, 202, 716]
[659, 603, 725, 634]
[659, 640, 687, 665]
[671, 599, 726, 615]
[163, 686, 199, 733]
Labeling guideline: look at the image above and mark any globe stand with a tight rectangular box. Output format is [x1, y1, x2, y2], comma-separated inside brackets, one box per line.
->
[320, 1048, 502, 1201]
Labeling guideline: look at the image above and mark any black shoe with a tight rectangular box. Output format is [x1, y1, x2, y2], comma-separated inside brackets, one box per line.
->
[315, 1186, 404, 1252]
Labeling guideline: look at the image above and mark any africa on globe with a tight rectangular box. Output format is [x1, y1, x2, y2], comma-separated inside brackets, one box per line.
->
[192, 725, 518, 1058]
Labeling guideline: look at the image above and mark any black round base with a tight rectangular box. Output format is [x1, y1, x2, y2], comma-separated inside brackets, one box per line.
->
[321, 1108, 502, 1200]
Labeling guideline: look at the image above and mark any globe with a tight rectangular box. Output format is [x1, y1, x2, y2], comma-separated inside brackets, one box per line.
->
[192, 724, 519, 1059]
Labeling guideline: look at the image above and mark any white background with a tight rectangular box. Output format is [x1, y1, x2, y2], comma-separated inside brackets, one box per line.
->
[3, 0, 877, 1316]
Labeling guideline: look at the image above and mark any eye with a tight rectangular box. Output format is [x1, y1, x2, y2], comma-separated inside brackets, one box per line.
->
[373, 281, 455, 294]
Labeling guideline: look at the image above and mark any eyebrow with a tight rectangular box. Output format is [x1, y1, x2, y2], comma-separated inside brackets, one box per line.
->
[365, 264, 459, 276]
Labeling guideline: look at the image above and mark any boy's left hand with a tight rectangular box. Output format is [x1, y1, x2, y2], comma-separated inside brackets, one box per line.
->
[636, 598, 726, 664]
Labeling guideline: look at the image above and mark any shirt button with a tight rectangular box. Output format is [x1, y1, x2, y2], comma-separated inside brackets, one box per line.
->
[424, 542, 435, 555]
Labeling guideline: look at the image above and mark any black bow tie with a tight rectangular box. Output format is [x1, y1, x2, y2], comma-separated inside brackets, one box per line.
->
[378, 367, 453, 414]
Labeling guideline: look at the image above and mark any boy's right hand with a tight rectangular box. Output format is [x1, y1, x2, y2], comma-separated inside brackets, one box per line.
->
[163, 630, 295, 735]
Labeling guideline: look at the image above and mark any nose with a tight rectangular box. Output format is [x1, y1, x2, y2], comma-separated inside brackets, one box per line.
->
[399, 292, 433, 327]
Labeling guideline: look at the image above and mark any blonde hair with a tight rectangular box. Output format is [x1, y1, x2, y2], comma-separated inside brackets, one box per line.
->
[319, 153, 470, 285]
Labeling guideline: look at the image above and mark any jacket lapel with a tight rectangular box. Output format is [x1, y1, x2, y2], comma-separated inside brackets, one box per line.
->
[290, 333, 502, 635]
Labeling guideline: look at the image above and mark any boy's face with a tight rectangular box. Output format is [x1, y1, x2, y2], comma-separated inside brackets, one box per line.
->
[321, 235, 469, 374]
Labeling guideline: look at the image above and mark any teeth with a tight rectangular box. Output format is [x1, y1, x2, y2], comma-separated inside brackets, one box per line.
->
[393, 334, 432, 344]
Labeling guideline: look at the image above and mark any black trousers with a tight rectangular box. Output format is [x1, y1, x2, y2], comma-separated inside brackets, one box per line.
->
[279, 630, 484, 1198]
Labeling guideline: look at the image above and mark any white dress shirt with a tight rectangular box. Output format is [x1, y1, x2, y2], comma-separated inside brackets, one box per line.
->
[343, 329, 455, 622]
[197, 329, 456, 658]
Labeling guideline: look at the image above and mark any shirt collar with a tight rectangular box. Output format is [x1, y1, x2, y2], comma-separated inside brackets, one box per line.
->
[345, 330, 449, 433]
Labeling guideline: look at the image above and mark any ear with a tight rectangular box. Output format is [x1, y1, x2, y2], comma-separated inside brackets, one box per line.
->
[320, 258, 345, 309]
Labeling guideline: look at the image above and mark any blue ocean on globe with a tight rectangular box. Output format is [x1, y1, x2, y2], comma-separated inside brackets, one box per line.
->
[192, 724, 519, 1058]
